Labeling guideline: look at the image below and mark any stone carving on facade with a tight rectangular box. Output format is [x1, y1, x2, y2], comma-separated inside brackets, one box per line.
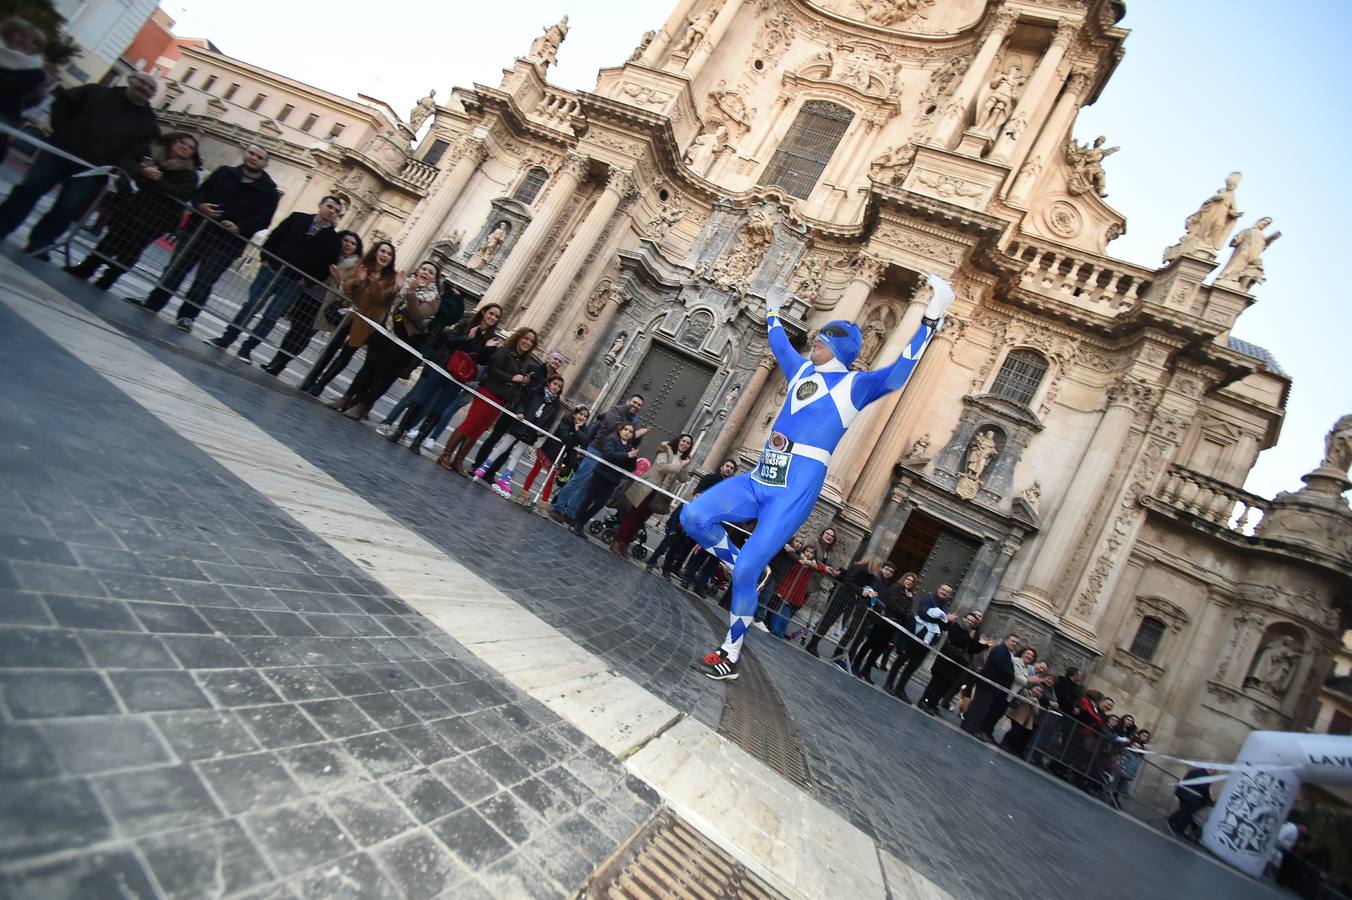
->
[791, 254, 825, 299]
[905, 433, 931, 460]
[1321, 414, 1352, 475]
[683, 122, 730, 176]
[620, 82, 674, 109]
[469, 221, 510, 270]
[917, 55, 968, 119]
[1244, 635, 1301, 696]
[528, 16, 570, 71]
[604, 330, 629, 365]
[644, 204, 687, 241]
[856, 304, 898, 369]
[799, 44, 890, 97]
[408, 89, 436, 130]
[869, 143, 916, 185]
[956, 427, 1000, 500]
[916, 170, 984, 201]
[709, 205, 778, 294]
[1215, 217, 1280, 291]
[752, 12, 794, 67]
[973, 63, 1025, 136]
[585, 281, 626, 319]
[707, 81, 756, 137]
[1216, 610, 1264, 680]
[1065, 135, 1119, 197]
[856, 0, 935, 27]
[681, 310, 715, 347]
[1164, 171, 1243, 262]
[674, 6, 717, 57]
[1021, 480, 1042, 513]
[628, 30, 656, 61]
[1043, 200, 1084, 238]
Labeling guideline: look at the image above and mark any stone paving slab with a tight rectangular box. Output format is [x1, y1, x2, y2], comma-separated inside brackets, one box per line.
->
[0, 293, 660, 898]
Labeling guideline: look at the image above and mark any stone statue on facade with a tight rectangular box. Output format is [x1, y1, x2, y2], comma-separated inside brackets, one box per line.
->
[674, 7, 716, 56]
[1021, 480, 1042, 513]
[974, 64, 1025, 136]
[791, 255, 824, 299]
[408, 90, 436, 130]
[1245, 636, 1300, 696]
[964, 428, 999, 478]
[629, 30, 656, 62]
[1065, 135, 1119, 197]
[645, 204, 687, 240]
[1165, 171, 1243, 261]
[1321, 414, 1352, 476]
[528, 16, 570, 71]
[905, 433, 930, 460]
[918, 56, 968, 117]
[1216, 217, 1280, 291]
[869, 143, 916, 186]
[856, 0, 936, 28]
[469, 221, 509, 269]
[604, 330, 628, 365]
[683, 123, 729, 176]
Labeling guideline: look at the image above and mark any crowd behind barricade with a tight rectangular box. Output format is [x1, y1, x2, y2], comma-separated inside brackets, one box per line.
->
[1, 48, 1348, 898]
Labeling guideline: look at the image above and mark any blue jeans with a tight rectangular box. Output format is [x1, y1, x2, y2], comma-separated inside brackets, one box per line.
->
[0, 152, 106, 252]
[552, 456, 597, 516]
[220, 266, 301, 349]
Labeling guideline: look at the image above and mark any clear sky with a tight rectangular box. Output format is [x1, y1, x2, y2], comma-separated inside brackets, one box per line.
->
[163, 0, 1350, 501]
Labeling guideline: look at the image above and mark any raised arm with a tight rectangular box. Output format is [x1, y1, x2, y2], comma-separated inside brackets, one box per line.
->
[765, 313, 805, 376]
[850, 273, 955, 408]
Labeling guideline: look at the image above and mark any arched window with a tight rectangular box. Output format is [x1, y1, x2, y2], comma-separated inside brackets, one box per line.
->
[1129, 616, 1167, 662]
[989, 349, 1049, 406]
[511, 167, 550, 204]
[760, 100, 854, 199]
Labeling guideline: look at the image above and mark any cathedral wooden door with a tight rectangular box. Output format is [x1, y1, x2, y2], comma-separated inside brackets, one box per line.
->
[916, 529, 981, 597]
[621, 343, 717, 455]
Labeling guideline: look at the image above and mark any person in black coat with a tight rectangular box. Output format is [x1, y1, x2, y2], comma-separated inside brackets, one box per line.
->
[571, 424, 640, 536]
[210, 196, 343, 359]
[807, 557, 895, 663]
[520, 404, 590, 503]
[962, 632, 1022, 739]
[133, 145, 280, 330]
[0, 74, 161, 255]
[476, 374, 565, 490]
[884, 583, 955, 702]
[851, 571, 917, 681]
[1167, 767, 1214, 837]
[63, 132, 201, 289]
[917, 611, 988, 714]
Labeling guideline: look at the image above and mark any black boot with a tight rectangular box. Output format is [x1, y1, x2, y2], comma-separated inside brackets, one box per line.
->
[62, 257, 99, 280]
[261, 357, 289, 377]
[805, 638, 821, 658]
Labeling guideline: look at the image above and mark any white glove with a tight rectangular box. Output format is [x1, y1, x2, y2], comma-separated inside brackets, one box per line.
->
[922, 273, 955, 322]
[764, 293, 782, 319]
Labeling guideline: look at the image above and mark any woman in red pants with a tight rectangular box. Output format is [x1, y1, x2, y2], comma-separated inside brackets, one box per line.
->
[438, 327, 537, 474]
[611, 433, 693, 557]
[521, 405, 590, 502]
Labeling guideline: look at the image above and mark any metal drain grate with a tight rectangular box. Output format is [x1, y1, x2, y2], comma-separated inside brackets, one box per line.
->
[583, 809, 785, 900]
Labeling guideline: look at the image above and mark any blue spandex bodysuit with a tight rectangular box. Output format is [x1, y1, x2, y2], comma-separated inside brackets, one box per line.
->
[680, 305, 942, 665]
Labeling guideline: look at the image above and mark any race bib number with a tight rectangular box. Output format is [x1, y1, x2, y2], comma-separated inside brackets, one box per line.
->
[752, 433, 792, 487]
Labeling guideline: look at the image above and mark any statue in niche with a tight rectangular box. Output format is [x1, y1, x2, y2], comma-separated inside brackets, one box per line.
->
[1321, 414, 1352, 475]
[1021, 481, 1042, 513]
[604, 330, 628, 364]
[974, 63, 1025, 136]
[791, 255, 825, 298]
[1216, 217, 1280, 291]
[683, 123, 728, 176]
[468, 221, 509, 269]
[964, 428, 999, 479]
[1244, 635, 1300, 696]
[905, 433, 931, 459]
[629, 30, 656, 62]
[856, 0, 936, 27]
[674, 7, 716, 56]
[918, 56, 968, 117]
[528, 16, 570, 71]
[1166, 171, 1243, 261]
[717, 383, 740, 418]
[408, 89, 436, 130]
[645, 204, 687, 240]
[1065, 135, 1119, 197]
[869, 143, 916, 186]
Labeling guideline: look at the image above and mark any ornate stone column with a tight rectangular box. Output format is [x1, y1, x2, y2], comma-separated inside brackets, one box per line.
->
[684, 0, 746, 80]
[831, 253, 887, 323]
[842, 308, 959, 520]
[930, 8, 1019, 149]
[1006, 68, 1093, 206]
[517, 166, 637, 334]
[480, 151, 589, 313]
[987, 19, 1078, 166]
[639, 0, 702, 67]
[703, 352, 774, 467]
[830, 291, 932, 504]
[397, 137, 486, 263]
[1011, 377, 1149, 616]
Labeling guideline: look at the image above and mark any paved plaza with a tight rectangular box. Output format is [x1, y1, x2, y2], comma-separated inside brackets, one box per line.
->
[0, 249, 1284, 899]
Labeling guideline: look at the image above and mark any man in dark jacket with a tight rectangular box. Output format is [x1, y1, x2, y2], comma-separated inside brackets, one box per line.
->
[0, 73, 160, 255]
[645, 458, 738, 579]
[130, 144, 280, 332]
[208, 196, 343, 362]
[1167, 767, 1214, 837]
[963, 632, 1022, 739]
[884, 583, 954, 702]
[917, 610, 986, 714]
[551, 394, 649, 522]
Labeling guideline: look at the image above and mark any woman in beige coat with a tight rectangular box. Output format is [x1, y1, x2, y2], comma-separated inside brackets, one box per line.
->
[611, 433, 694, 557]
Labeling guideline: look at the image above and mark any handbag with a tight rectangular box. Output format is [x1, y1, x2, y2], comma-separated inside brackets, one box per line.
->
[322, 300, 347, 327]
[445, 350, 477, 383]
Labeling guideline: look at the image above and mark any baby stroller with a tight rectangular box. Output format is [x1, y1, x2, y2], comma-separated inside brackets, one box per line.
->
[586, 511, 650, 561]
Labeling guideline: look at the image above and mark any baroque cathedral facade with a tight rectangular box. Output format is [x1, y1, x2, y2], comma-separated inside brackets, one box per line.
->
[162, 0, 1350, 762]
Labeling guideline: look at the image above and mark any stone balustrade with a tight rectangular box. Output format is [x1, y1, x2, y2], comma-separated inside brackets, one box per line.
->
[399, 158, 437, 190]
[1153, 464, 1268, 536]
[532, 89, 582, 131]
[1009, 241, 1152, 312]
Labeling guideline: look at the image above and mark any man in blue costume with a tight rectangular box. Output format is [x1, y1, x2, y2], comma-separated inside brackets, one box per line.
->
[684, 273, 956, 680]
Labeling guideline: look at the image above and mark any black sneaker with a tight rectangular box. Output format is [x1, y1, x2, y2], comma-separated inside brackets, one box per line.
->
[698, 649, 738, 681]
[174, 317, 193, 333]
[236, 347, 253, 363]
[124, 297, 155, 311]
[206, 336, 230, 349]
